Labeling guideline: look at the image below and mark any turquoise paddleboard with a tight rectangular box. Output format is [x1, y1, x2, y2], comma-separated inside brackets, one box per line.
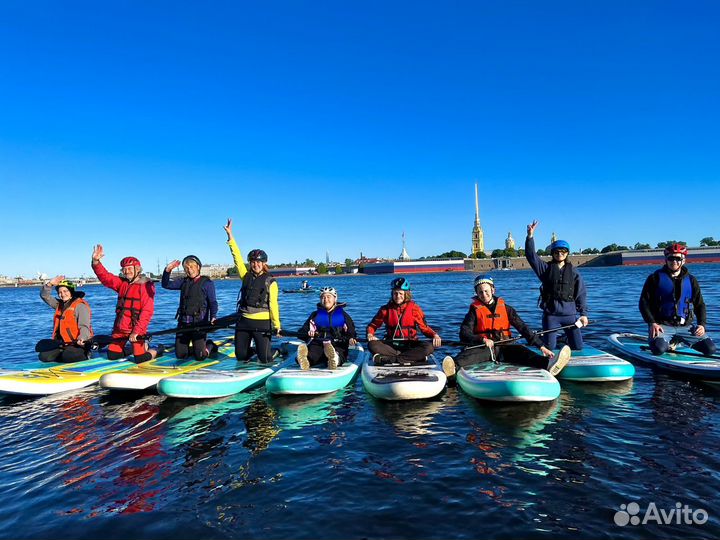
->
[457, 363, 560, 402]
[157, 348, 294, 399]
[608, 332, 720, 380]
[557, 346, 635, 382]
[266, 344, 367, 395]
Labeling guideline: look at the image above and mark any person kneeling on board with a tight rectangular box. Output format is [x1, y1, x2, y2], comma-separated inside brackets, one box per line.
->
[441, 275, 571, 378]
[38, 276, 94, 362]
[296, 287, 358, 370]
[162, 255, 219, 360]
[91, 246, 162, 362]
[639, 243, 716, 357]
[366, 278, 442, 365]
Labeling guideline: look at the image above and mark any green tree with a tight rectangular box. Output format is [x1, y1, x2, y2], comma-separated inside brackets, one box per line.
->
[536, 249, 547, 256]
[581, 248, 600, 255]
[437, 250, 467, 258]
[303, 258, 316, 267]
[227, 266, 238, 276]
[505, 247, 517, 258]
[472, 251, 488, 259]
[344, 258, 354, 269]
[633, 242, 651, 250]
[334, 264, 343, 274]
[656, 240, 685, 249]
[700, 237, 718, 247]
[491, 249, 505, 258]
[316, 263, 328, 274]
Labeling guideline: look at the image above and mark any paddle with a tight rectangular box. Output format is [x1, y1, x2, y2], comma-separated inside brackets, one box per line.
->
[89, 312, 241, 348]
[442, 319, 591, 349]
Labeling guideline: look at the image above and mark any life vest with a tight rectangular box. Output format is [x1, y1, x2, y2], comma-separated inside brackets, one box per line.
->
[313, 306, 347, 339]
[53, 297, 93, 344]
[238, 272, 275, 311]
[386, 302, 418, 340]
[539, 262, 575, 307]
[178, 276, 210, 323]
[115, 279, 147, 328]
[471, 297, 512, 340]
[655, 269, 693, 324]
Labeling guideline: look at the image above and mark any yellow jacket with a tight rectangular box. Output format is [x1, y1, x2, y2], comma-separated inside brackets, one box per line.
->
[227, 237, 281, 330]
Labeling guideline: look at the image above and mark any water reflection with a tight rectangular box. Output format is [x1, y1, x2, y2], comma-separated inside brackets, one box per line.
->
[370, 396, 448, 438]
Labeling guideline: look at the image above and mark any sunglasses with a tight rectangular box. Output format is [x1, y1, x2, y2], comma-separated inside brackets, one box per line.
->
[666, 256, 684, 262]
[552, 249, 569, 255]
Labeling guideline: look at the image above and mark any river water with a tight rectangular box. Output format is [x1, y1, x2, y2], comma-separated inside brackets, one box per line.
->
[1, 265, 719, 539]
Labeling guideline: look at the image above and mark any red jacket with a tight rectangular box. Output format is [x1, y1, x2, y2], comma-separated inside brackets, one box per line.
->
[92, 261, 155, 335]
[366, 301, 436, 341]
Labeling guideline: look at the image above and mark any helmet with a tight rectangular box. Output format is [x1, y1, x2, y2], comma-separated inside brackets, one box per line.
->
[474, 274, 494, 288]
[319, 286, 337, 298]
[664, 243, 688, 257]
[55, 280, 76, 293]
[182, 255, 202, 269]
[391, 277, 411, 291]
[550, 240, 570, 252]
[247, 249, 268, 262]
[120, 256, 141, 268]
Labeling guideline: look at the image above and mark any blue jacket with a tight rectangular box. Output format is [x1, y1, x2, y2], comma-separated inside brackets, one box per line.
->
[525, 236, 588, 317]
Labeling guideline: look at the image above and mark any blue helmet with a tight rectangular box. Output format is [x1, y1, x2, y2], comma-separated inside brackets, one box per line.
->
[550, 240, 570, 252]
[473, 274, 494, 288]
[391, 277, 411, 291]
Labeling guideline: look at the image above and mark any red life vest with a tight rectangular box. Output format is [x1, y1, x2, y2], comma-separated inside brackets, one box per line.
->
[471, 298, 512, 340]
[52, 297, 93, 344]
[386, 302, 418, 340]
[114, 280, 146, 331]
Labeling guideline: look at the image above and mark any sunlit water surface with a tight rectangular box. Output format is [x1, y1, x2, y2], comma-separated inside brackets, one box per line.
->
[1, 265, 719, 539]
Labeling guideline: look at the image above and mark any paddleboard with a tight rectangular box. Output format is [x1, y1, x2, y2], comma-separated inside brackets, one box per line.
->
[266, 344, 367, 395]
[99, 341, 230, 391]
[457, 363, 560, 402]
[556, 346, 635, 382]
[608, 332, 720, 380]
[361, 355, 447, 400]
[157, 349, 293, 399]
[282, 288, 315, 294]
[0, 356, 136, 396]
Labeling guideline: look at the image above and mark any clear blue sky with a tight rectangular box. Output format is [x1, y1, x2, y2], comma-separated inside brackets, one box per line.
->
[1, 1, 718, 277]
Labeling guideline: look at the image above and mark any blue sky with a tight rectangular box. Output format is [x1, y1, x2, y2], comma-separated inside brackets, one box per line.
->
[1, 1, 718, 277]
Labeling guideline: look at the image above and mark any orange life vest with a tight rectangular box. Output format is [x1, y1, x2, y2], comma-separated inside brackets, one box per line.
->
[52, 298, 93, 344]
[386, 301, 418, 340]
[471, 297, 512, 340]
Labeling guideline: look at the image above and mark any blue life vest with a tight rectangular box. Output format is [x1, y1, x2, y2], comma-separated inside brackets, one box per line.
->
[314, 306, 346, 332]
[655, 269, 692, 323]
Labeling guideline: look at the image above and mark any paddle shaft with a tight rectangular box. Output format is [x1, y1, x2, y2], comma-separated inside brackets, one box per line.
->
[446, 320, 590, 350]
[89, 312, 241, 347]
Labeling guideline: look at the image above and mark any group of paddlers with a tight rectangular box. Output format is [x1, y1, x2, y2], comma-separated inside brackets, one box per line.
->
[39, 220, 716, 378]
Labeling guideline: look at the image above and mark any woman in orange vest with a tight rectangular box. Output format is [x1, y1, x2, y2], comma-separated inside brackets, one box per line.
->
[441, 275, 570, 378]
[39, 275, 94, 362]
[366, 277, 442, 365]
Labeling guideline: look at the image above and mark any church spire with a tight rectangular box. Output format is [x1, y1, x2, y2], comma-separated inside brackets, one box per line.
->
[471, 182, 485, 256]
[399, 231, 410, 260]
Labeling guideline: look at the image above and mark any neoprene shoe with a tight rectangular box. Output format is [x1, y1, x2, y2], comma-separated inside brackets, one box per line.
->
[547, 345, 571, 376]
[442, 355, 456, 378]
[297, 343, 310, 370]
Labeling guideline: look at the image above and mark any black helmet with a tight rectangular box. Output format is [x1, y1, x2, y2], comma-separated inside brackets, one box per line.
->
[182, 255, 202, 269]
[248, 249, 268, 262]
[391, 277, 411, 291]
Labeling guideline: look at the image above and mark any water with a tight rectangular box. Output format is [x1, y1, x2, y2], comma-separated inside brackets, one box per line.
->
[1, 265, 719, 539]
